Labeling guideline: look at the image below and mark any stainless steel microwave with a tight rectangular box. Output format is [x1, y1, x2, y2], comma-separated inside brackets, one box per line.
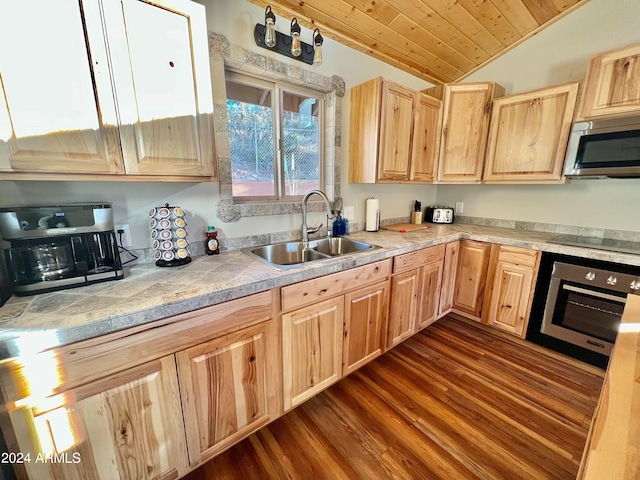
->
[564, 114, 640, 178]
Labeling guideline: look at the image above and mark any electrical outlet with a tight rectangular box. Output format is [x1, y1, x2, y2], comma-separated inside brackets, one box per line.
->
[343, 206, 355, 221]
[115, 224, 132, 248]
[455, 202, 464, 214]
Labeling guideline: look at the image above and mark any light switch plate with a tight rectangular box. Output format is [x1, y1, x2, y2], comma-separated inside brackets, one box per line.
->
[343, 206, 355, 221]
[455, 202, 464, 214]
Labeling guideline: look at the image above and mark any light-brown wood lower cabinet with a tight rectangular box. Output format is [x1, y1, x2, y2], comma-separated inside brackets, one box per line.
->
[280, 260, 391, 410]
[452, 240, 492, 321]
[387, 245, 445, 349]
[9, 355, 189, 480]
[176, 319, 279, 467]
[483, 245, 541, 337]
[418, 260, 444, 329]
[388, 269, 421, 348]
[438, 240, 460, 318]
[343, 282, 389, 375]
[281, 296, 344, 411]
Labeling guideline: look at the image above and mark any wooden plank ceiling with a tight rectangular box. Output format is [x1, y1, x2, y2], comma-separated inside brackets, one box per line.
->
[246, 0, 590, 84]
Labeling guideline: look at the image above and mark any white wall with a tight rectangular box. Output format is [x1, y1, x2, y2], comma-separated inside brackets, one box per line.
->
[436, 0, 640, 232]
[0, 0, 436, 248]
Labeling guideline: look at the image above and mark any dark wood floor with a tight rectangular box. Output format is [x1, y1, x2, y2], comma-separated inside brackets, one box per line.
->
[184, 316, 604, 480]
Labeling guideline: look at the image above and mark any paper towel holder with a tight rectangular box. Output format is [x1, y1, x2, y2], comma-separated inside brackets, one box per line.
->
[365, 196, 381, 232]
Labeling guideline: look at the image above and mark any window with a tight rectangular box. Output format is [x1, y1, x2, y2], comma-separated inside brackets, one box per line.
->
[225, 72, 323, 201]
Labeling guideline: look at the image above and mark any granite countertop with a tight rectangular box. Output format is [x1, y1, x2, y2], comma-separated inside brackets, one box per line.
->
[2, 223, 640, 358]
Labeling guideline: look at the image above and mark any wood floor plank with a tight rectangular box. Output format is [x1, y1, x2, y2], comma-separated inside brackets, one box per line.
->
[183, 316, 603, 480]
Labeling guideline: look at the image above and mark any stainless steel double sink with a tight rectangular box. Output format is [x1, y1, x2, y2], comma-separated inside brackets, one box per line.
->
[242, 237, 381, 269]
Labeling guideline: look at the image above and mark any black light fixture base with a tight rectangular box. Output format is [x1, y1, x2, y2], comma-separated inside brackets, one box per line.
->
[254, 24, 315, 65]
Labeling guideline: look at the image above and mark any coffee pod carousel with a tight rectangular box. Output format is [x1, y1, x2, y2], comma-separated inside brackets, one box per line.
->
[149, 203, 191, 267]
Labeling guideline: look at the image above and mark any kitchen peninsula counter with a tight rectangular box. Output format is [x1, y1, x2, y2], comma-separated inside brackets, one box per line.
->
[1, 223, 640, 356]
[578, 292, 640, 479]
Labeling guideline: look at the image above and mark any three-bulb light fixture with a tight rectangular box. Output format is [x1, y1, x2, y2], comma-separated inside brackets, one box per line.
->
[254, 6, 323, 66]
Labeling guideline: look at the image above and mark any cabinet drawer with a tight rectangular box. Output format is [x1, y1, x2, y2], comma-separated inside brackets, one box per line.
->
[281, 259, 391, 312]
[393, 244, 445, 274]
[496, 245, 539, 267]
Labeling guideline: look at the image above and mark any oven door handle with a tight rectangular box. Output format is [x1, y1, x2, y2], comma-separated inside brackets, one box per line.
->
[562, 284, 626, 303]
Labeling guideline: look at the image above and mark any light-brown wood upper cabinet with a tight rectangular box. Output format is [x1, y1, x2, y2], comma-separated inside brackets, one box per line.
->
[430, 82, 505, 183]
[9, 356, 189, 480]
[0, 1, 124, 175]
[104, 0, 215, 177]
[483, 82, 579, 183]
[483, 245, 541, 338]
[349, 77, 441, 183]
[578, 42, 640, 120]
[176, 319, 280, 467]
[0, 0, 215, 180]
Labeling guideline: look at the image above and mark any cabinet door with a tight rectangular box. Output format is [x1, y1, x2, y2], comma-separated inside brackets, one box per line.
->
[282, 296, 344, 410]
[437, 83, 502, 183]
[452, 240, 491, 320]
[103, 0, 214, 176]
[418, 260, 444, 330]
[9, 356, 188, 480]
[378, 81, 415, 181]
[484, 83, 579, 183]
[410, 93, 442, 182]
[0, 1, 123, 174]
[439, 241, 460, 318]
[176, 321, 276, 466]
[578, 43, 640, 119]
[343, 282, 389, 375]
[387, 269, 420, 349]
[484, 246, 540, 337]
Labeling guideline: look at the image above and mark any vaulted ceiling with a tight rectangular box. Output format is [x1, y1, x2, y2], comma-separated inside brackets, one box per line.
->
[246, 0, 589, 85]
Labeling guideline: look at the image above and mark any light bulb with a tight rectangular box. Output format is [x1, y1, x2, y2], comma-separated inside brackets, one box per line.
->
[313, 28, 323, 66]
[290, 18, 302, 57]
[264, 6, 276, 48]
[291, 33, 301, 57]
[265, 18, 276, 47]
[313, 44, 322, 65]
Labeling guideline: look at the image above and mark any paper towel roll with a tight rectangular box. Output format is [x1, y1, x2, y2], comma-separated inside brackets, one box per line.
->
[365, 198, 380, 231]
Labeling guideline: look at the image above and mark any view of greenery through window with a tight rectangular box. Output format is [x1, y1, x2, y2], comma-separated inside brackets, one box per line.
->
[226, 74, 321, 200]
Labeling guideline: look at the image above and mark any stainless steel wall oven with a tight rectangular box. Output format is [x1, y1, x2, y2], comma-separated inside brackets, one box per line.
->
[527, 252, 640, 369]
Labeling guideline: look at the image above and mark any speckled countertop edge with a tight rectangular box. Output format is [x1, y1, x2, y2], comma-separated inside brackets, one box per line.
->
[1, 223, 639, 358]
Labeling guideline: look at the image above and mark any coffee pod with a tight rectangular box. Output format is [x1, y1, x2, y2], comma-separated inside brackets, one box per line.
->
[149, 218, 158, 229]
[153, 250, 162, 261]
[161, 250, 175, 261]
[156, 207, 171, 219]
[160, 240, 173, 251]
[175, 238, 189, 249]
[158, 218, 171, 230]
[173, 227, 188, 239]
[148, 207, 158, 218]
[175, 248, 189, 259]
[171, 207, 185, 218]
[173, 217, 186, 228]
[159, 229, 172, 240]
[150, 229, 159, 240]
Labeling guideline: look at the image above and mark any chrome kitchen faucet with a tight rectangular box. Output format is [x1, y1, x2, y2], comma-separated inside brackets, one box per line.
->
[301, 190, 332, 242]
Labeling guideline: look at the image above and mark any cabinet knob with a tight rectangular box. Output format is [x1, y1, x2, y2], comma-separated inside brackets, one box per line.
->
[585, 272, 596, 281]
[606, 276, 617, 286]
[630, 280, 640, 290]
